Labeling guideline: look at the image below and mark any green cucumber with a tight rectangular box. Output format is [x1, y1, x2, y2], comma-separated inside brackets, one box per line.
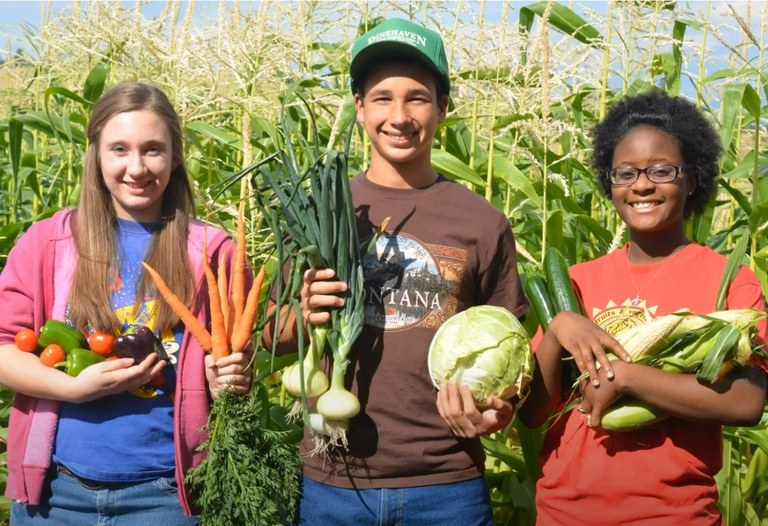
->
[543, 247, 582, 315]
[523, 274, 557, 330]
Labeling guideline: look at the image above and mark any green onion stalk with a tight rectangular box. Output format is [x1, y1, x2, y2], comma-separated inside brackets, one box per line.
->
[254, 97, 383, 453]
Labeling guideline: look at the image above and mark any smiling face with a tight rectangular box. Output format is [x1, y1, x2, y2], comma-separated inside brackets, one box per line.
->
[611, 125, 695, 240]
[98, 110, 174, 223]
[354, 62, 448, 187]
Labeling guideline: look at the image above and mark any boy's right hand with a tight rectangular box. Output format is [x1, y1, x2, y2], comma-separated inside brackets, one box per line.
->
[300, 268, 348, 326]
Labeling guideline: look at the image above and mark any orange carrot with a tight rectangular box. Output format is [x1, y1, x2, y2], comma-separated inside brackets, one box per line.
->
[232, 201, 247, 332]
[202, 255, 229, 361]
[226, 297, 236, 348]
[231, 265, 266, 353]
[217, 251, 230, 344]
[142, 262, 212, 352]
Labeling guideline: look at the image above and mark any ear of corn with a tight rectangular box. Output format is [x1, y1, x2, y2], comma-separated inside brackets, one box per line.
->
[601, 397, 668, 431]
[599, 308, 766, 431]
[614, 311, 688, 361]
[655, 324, 724, 373]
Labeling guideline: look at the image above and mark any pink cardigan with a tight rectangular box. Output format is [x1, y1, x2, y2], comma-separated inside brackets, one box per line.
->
[0, 208, 233, 515]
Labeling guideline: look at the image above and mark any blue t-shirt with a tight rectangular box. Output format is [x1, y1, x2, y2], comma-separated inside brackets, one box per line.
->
[53, 219, 182, 482]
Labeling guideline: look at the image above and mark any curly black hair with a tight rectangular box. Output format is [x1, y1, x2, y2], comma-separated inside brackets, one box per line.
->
[591, 90, 722, 217]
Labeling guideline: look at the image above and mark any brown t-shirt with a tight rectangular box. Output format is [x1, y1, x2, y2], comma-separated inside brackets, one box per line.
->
[302, 172, 528, 488]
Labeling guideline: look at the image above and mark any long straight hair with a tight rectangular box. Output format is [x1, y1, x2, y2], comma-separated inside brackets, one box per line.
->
[69, 82, 196, 333]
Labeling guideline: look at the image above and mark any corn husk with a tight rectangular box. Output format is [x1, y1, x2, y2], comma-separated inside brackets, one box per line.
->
[601, 308, 766, 431]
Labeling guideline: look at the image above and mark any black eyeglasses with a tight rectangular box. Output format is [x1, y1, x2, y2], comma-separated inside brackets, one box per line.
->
[607, 165, 683, 186]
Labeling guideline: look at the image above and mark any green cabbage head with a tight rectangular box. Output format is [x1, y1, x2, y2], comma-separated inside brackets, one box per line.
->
[428, 305, 534, 401]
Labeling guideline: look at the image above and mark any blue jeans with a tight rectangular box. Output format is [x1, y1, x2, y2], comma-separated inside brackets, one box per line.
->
[11, 466, 198, 525]
[295, 476, 493, 526]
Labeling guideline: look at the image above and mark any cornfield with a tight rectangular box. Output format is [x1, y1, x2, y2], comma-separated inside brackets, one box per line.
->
[1, 1, 766, 525]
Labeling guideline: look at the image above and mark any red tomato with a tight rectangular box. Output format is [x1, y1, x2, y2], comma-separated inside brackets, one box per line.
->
[39, 344, 66, 367]
[88, 331, 116, 356]
[15, 329, 38, 353]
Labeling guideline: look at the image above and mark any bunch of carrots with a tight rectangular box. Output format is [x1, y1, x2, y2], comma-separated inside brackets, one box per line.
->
[143, 201, 303, 524]
[142, 201, 266, 361]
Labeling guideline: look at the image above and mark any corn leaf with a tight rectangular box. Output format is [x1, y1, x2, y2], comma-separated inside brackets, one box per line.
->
[715, 234, 749, 311]
[8, 118, 22, 179]
[719, 178, 753, 216]
[511, 416, 544, 481]
[519, 2, 604, 48]
[480, 435, 527, 475]
[187, 121, 243, 148]
[492, 156, 541, 206]
[696, 325, 741, 382]
[431, 149, 486, 187]
[741, 447, 768, 503]
[720, 84, 760, 152]
[748, 201, 768, 239]
[716, 437, 742, 526]
[82, 62, 108, 105]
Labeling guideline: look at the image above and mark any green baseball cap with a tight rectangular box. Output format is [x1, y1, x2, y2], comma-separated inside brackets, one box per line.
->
[350, 18, 450, 95]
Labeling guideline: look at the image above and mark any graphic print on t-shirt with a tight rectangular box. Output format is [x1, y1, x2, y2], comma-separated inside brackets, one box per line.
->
[362, 233, 465, 330]
[105, 219, 180, 398]
[591, 299, 658, 336]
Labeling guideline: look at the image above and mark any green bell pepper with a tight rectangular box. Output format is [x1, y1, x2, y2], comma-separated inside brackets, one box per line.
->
[55, 348, 105, 376]
[37, 320, 86, 354]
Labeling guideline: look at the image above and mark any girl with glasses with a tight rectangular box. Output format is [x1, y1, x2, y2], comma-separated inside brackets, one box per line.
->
[519, 91, 767, 525]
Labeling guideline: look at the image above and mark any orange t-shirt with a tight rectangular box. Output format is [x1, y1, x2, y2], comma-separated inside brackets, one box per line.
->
[535, 243, 767, 526]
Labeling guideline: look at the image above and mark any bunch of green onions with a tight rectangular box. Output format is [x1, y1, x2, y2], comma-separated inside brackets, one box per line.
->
[253, 100, 380, 452]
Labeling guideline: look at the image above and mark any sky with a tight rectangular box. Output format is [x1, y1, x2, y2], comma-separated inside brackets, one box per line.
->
[0, 1, 167, 53]
[0, 0, 764, 74]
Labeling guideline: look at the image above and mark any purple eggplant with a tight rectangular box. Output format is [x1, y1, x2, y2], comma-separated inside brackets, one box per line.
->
[114, 326, 169, 361]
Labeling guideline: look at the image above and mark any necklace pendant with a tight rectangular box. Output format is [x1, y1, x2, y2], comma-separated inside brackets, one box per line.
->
[631, 295, 641, 307]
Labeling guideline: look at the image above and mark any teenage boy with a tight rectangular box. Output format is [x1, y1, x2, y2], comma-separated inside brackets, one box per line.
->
[295, 18, 528, 524]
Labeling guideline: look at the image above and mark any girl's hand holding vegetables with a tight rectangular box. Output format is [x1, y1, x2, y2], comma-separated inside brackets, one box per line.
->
[436, 382, 515, 438]
[577, 360, 628, 429]
[547, 311, 632, 386]
[582, 360, 766, 429]
[300, 268, 347, 326]
[205, 351, 253, 399]
[0, 341, 163, 403]
[68, 353, 166, 403]
[520, 312, 633, 429]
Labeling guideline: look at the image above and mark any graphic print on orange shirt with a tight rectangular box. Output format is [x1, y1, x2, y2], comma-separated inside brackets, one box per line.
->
[590, 299, 658, 336]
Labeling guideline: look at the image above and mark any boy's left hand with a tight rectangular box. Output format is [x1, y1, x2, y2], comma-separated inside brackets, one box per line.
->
[205, 352, 253, 399]
[436, 382, 514, 438]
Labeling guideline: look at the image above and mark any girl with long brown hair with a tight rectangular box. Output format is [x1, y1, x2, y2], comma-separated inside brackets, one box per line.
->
[0, 82, 251, 524]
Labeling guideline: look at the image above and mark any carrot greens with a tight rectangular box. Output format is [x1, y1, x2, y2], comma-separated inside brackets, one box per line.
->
[185, 382, 302, 525]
